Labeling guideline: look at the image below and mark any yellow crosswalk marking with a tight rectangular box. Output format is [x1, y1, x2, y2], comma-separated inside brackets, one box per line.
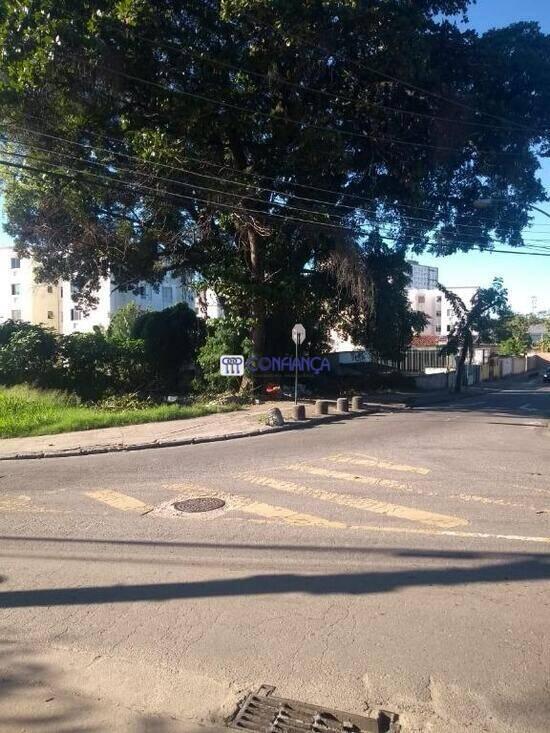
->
[84, 490, 153, 514]
[240, 474, 468, 529]
[326, 453, 430, 475]
[287, 464, 409, 491]
[164, 483, 344, 528]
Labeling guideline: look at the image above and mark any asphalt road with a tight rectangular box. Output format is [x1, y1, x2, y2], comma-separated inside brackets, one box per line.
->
[1, 379, 549, 733]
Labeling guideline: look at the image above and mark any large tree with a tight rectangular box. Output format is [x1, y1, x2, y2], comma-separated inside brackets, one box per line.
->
[1, 1, 550, 356]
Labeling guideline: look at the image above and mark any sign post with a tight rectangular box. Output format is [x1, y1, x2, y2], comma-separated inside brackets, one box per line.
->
[291, 323, 306, 406]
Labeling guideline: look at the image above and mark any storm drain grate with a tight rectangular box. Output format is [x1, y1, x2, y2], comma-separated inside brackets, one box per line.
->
[173, 497, 226, 513]
[231, 686, 399, 733]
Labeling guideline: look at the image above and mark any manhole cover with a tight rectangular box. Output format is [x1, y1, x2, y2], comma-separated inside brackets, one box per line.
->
[173, 497, 226, 513]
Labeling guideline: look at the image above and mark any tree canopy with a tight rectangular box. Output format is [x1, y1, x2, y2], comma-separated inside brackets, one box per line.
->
[1, 1, 550, 356]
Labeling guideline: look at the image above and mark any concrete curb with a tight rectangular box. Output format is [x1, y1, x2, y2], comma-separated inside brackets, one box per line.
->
[0, 409, 370, 462]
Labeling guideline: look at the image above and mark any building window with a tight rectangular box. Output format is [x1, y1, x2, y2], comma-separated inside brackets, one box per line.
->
[435, 326, 441, 333]
[10, 257, 20, 269]
[47, 285, 53, 293]
[11, 283, 20, 296]
[436, 310, 441, 317]
[436, 296, 442, 302]
[70, 308, 82, 321]
[11, 309, 21, 321]
[417, 295, 425, 304]
[447, 308, 454, 317]
[47, 311, 54, 320]
[447, 325, 451, 332]
[60, 286, 64, 298]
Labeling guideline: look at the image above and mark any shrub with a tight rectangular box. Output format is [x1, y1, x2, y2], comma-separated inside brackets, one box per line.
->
[59, 330, 150, 401]
[195, 316, 252, 394]
[107, 302, 145, 341]
[0, 321, 59, 387]
[132, 303, 205, 391]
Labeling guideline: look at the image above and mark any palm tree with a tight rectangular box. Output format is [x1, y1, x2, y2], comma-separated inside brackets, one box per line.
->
[439, 279, 509, 393]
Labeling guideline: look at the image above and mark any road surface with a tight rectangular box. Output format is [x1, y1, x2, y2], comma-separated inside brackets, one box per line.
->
[1, 379, 549, 732]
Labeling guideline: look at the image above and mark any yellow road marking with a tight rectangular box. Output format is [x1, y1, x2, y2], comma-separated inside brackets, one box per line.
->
[84, 490, 153, 514]
[239, 501, 344, 528]
[0, 496, 69, 513]
[327, 453, 430, 475]
[164, 483, 344, 528]
[450, 492, 548, 512]
[241, 474, 467, 529]
[287, 464, 410, 491]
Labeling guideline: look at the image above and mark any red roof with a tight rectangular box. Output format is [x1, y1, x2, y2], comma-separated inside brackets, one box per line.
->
[411, 334, 440, 347]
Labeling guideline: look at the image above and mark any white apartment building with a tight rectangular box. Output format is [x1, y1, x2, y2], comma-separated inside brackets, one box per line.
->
[440, 286, 479, 336]
[408, 285, 479, 339]
[408, 288, 444, 337]
[1, 242, 211, 333]
[62, 273, 197, 333]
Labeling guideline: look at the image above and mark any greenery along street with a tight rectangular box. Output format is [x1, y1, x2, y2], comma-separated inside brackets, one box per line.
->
[0, 385, 231, 439]
[2, 2, 550, 364]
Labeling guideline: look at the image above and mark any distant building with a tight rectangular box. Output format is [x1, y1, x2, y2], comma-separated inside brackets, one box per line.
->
[407, 261, 439, 290]
[62, 274, 196, 334]
[0, 246, 63, 329]
[1, 244, 203, 333]
[528, 323, 548, 345]
[408, 284, 479, 340]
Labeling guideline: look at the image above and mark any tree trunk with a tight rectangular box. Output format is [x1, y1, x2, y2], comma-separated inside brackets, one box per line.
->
[239, 225, 265, 395]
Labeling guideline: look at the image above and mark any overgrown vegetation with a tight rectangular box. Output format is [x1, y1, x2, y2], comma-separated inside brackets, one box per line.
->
[0, 385, 231, 439]
[2, 2, 549, 368]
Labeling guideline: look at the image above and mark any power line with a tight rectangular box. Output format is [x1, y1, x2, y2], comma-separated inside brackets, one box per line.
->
[5, 118, 550, 236]
[3, 154, 550, 256]
[6, 140, 550, 251]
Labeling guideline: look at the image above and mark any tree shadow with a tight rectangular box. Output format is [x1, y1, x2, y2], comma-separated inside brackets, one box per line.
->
[1, 556, 548, 609]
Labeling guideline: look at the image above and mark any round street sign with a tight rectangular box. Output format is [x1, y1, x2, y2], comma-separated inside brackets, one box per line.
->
[292, 323, 306, 345]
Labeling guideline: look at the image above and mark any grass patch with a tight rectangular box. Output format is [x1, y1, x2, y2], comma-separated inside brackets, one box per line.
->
[0, 385, 236, 439]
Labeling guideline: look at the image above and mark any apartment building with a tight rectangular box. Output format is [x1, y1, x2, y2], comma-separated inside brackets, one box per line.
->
[408, 260, 439, 290]
[1, 243, 204, 332]
[0, 245, 63, 329]
[62, 273, 197, 333]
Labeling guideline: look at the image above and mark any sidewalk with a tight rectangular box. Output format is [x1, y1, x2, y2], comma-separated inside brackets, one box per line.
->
[0, 400, 374, 461]
[0, 377, 536, 461]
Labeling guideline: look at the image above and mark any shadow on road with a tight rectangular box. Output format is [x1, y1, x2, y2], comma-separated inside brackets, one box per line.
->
[1, 556, 548, 608]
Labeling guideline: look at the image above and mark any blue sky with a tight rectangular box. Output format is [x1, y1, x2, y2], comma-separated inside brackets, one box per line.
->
[423, 0, 550, 313]
[2, 0, 550, 313]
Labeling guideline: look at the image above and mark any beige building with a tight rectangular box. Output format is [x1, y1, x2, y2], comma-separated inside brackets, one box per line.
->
[0, 245, 63, 331]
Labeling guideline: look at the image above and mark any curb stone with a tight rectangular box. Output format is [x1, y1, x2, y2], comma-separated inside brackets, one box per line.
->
[0, 409, 370, 462]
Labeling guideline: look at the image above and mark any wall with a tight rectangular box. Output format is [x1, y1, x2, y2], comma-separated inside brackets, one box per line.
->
[0, 246, 34, 323]
[31, 278, 63, 332]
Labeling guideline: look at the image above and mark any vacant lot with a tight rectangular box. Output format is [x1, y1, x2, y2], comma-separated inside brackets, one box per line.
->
[0, 385, 232, 438]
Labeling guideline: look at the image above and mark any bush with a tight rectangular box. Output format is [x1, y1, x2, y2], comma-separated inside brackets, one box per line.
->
[60, 330, 150, 401]
[195, 316, 252, 394]
[0, 320, 59, 387]
[107, 302, 145, 340]
[132, 303, 205, 391]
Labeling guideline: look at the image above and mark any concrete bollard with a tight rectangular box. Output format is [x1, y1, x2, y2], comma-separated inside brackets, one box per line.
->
[315, 399, 329, 415]
[293, 404, 306, 420]
[266, 407, 284, 426]
[336, 397, 349, 413]
[351, 395, 363, 411]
